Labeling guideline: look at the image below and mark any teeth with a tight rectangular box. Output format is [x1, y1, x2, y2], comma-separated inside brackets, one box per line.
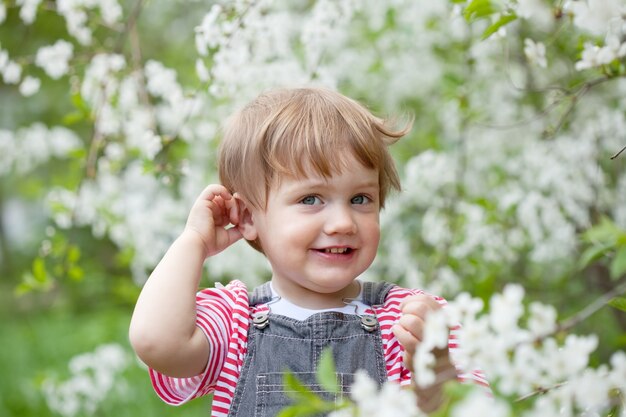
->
[325, 248, 348, 254]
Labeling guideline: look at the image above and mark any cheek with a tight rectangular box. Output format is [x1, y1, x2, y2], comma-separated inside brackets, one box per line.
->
[268, 213, 319, 242]
[363, 220, 381, 249]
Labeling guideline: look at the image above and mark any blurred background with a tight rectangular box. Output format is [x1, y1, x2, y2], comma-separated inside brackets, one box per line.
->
[1, 0, 625, 416]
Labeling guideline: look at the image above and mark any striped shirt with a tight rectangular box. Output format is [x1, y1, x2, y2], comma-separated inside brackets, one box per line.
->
[149, 280, 489, 416]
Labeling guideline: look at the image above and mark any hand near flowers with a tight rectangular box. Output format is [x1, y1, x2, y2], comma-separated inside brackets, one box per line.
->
[391, 294, 457, 413]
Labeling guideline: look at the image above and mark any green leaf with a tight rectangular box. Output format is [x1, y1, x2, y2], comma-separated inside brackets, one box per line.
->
[67, 245, 81, 263]
[282, 372, 320, 403]
[463, 0, 497, 22]
[68, 266, 84, 282]
[578, 242, 614, 269]
[610, 246, 626, 279]
[608, 297, 626, 313]
[70, 92, 90, 112]
[317, 347, 339, 394]
[276, 404, 319, 417]
[62, 111, 84, 125]
[582, 217, 624, 245]
[15, 276, 35, 296]
[481, 14, 517, 40]
[32, 258, 47, 283]
[281, 371, 338, 414]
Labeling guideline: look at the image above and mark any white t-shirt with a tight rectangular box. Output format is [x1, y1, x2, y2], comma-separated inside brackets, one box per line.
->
[268, 280, 371, 320]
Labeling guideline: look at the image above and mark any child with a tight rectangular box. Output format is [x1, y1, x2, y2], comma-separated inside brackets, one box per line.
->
[129, 87, 485, 416]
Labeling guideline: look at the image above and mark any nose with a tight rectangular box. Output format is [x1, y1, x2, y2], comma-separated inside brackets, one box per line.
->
[323, 204, 357, 235]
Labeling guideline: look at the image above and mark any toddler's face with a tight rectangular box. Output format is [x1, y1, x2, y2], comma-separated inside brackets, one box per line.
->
[247, 155, 381, 306]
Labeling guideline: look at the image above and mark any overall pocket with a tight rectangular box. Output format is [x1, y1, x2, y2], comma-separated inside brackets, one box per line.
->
[254, 371, 354, 417]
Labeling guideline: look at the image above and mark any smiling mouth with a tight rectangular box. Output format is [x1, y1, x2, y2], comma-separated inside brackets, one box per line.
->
[318, 248, 353, 254]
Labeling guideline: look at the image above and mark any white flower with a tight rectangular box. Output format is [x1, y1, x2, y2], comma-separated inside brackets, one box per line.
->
[498, 344, 540, 396]
[376, 382, 420, 417]
[139, 130, 162, 160]
[489, 284, 525, 333]
[327, 409, 353, 417]
[19, 76, 41, 96]
[35, 40, 74, 79]
[524, 38, 547, 68]
[0, 49, 8, 69]
[544, 335, 598, 381]
[98, 0, 123, 25]
[608, 350, 626, 392]
[43, 343, 130, 417]
[527, 302, 557, 338]
[413, 347, 436, 387]
[349, 371, 421, 417]
[595, 30, 626, 65]
[18, 0, 42, 24]
[516, 0, 553, 28]
[349, 369, 378, 403]
[56, 1, 92, 45]
[451, 389, 510, 417]
[2, 61, 22, 84]
[196, 58, 210, 82]
[566, 0, 624, 36]
[144, 60, 182, 100]
[422, 309, 450, 351]
[449, 292, 484, 325]
[0, 2, 7, 24]
[195, 4, 223, 55]
[572, 367, 611, 410]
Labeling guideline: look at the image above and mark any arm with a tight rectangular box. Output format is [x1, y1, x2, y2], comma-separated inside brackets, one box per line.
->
[392, 294, 456, 414]
[129, 184, 243, 378]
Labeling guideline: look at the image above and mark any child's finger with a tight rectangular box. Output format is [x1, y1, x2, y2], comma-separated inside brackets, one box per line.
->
[207, 197, 230, 226]
[400, 295, 442, 317]
[392, 323, 419, 354]
[397, 313, 425, 342]
[198, 184, 233, 204]
[225, 195, 240, 225]
[225, 226, 243, 246]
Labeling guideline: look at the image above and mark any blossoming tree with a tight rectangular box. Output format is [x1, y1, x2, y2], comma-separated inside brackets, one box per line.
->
[1, 0, 626, 415]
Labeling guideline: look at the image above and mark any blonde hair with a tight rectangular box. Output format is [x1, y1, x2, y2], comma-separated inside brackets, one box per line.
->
[219, 86, 411, 203]
[218, 87, 411, 251]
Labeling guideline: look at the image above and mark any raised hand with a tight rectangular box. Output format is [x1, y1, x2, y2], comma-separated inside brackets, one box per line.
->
[391, 294, 455, 412]
[184, 184, 244, 258]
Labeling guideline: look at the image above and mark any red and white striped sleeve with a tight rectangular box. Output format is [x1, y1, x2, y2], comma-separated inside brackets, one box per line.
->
[376, 286, 490, 389]
[148, 280, 249, 406]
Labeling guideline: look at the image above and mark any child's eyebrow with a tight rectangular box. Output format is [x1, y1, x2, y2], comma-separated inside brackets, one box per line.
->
[286, 178, 380, 190]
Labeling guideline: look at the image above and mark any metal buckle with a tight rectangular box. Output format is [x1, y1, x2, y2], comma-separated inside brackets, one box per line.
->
[252, 312, 269, 330]
[360, 315, 378, 332]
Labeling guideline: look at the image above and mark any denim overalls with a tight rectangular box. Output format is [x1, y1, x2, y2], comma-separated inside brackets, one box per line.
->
[226, 281, 395, 417]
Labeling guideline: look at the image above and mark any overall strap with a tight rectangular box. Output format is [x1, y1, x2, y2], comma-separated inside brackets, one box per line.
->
[249, 282, 273, 306]
[361, 281, 395, 306]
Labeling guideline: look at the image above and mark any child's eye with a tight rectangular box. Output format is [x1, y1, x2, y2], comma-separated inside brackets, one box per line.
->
[351, 195, 371, 205]
[300, 195, 322, 205]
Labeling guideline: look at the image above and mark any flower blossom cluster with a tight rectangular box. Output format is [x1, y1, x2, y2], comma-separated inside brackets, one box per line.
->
[42, 343, 130, 417]
[55, 0, 123, 45]
[565, 0, 626, 70]
[411, 285, 626, 416]
[317, 284, 624, 416]
[0, 123, 83, 175]
[35, 40, 74, 80]
[1, 0, 624, 299]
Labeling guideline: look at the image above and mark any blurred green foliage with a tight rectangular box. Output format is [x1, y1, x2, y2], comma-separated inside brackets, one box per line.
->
[1, 1, 626, 416]
[0, 307, 209, 416]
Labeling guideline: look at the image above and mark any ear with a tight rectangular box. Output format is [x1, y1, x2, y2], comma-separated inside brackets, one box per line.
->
[234, 193, 258, 241]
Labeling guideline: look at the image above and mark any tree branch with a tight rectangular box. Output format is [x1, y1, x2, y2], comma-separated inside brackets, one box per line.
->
[557, 279, 626, 333]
